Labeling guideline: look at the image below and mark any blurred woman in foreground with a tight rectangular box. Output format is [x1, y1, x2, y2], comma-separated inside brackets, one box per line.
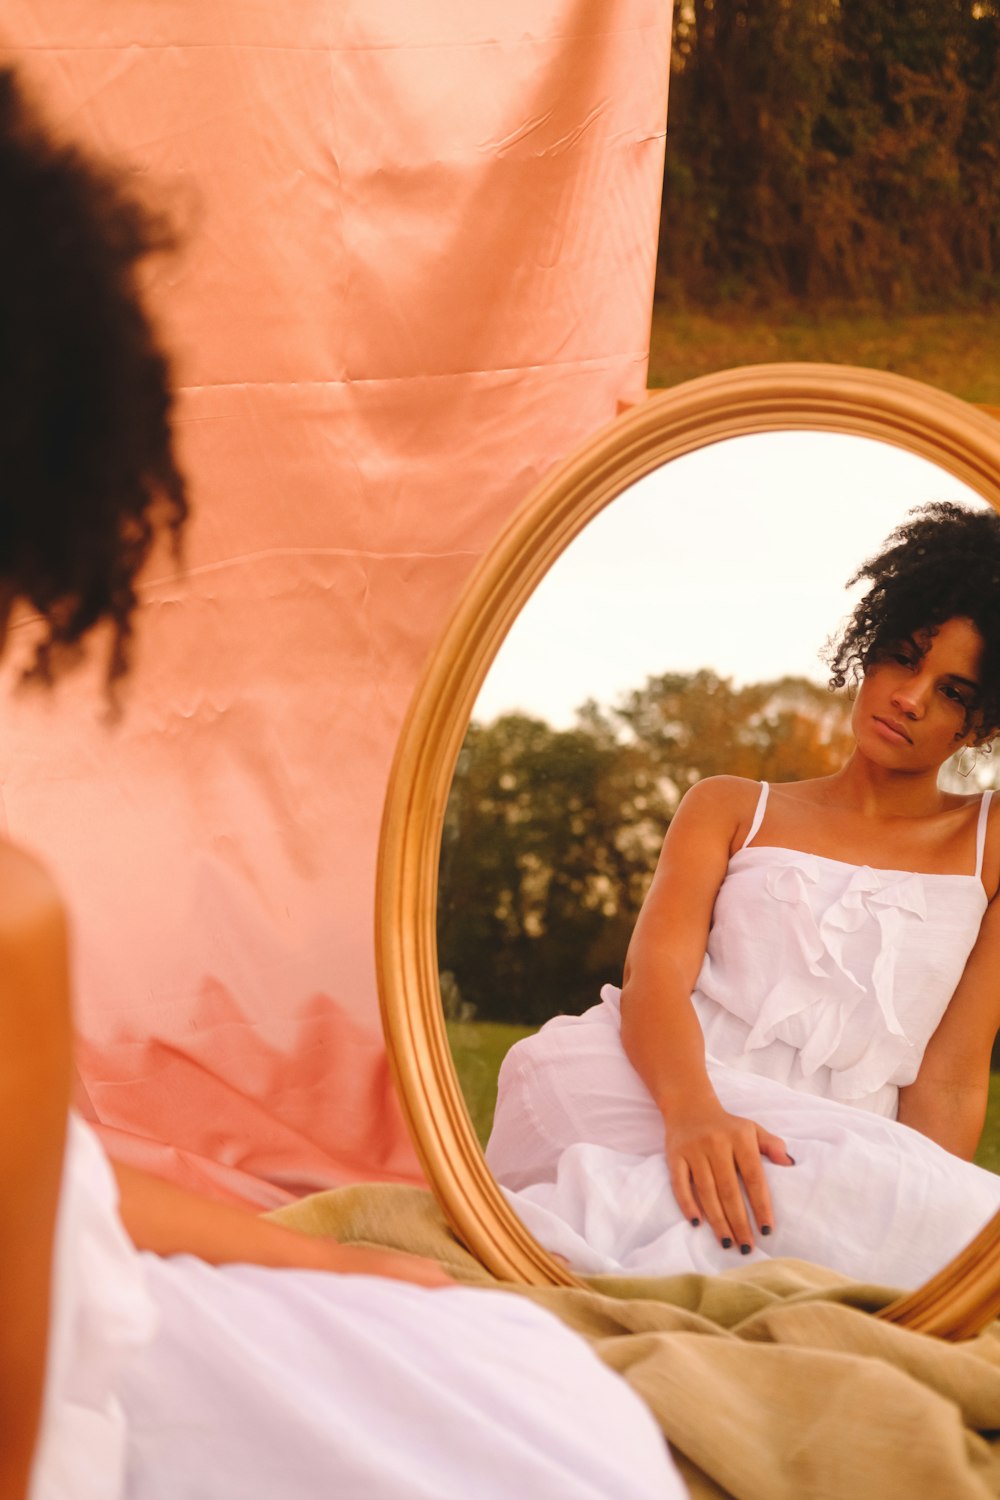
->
[0, 68, 682, 1500]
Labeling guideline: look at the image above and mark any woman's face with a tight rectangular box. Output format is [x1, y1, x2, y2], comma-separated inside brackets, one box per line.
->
[853, 616, 986, 773]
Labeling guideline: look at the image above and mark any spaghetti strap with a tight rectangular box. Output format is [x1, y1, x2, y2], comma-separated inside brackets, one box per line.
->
[975, 789, 993, 880]
[739, 782, 769, 851]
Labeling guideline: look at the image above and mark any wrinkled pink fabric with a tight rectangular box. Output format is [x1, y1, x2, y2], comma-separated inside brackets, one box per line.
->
[0, 4, 670, 1204]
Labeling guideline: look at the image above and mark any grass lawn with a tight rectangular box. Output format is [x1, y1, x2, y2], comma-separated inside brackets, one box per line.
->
[448, 1016, 1000, 1173]
[446, 1019, 537, 1147]
[648, 303, 1000, 409]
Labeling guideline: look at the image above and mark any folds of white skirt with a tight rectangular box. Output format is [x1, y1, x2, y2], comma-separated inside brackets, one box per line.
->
[488, 1009, 1000, 1289]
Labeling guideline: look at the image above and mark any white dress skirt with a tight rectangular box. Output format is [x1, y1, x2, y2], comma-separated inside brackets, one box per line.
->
[486, 785, 1000, 1286]
[30, 1115, 685, 1500]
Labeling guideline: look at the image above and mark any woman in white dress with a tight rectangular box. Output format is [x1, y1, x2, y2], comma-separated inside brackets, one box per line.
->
[487, 501, 1000, 1286]
[0, 68, 683, 1500]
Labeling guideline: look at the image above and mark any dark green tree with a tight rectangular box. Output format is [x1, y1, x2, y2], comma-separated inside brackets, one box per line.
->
[660, 0, 1000, 305]
[437, 713, 668, 1024]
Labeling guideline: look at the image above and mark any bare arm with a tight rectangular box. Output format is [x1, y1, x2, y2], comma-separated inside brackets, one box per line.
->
[620, 780, 734, 1112]
[111, 1162, 452, 1287]
[620, 778, 793, 1251]
[0, 851, 72, 1500]
[897, 894, 1000, 1158]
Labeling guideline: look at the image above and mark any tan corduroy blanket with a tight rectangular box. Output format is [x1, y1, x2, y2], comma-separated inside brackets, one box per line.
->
[271, 1184, 1000, 1498]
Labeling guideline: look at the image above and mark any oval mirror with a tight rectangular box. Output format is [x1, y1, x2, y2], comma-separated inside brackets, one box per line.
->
[377, 364, 1000, 1338]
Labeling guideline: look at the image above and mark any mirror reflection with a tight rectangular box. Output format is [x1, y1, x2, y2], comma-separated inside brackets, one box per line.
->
[438, 431, 1000, 1287]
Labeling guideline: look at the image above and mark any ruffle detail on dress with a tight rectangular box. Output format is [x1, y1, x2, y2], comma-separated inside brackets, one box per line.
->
[744, 861, 927, 1100]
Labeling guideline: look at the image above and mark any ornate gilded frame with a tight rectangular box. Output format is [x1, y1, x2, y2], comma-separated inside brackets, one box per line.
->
[376, 363, 1000, 1338]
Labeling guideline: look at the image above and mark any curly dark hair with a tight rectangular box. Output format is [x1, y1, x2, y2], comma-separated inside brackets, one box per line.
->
[826, 500, 1000, 741]
[0, 65, 187, 686]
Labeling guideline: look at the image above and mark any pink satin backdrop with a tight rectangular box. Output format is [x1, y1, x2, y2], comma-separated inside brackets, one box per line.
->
[0, 4, 671, 1205]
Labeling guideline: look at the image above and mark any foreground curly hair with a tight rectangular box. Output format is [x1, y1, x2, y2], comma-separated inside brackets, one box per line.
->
[826, 501, 1000, 741]
[0, 66, 187, 685]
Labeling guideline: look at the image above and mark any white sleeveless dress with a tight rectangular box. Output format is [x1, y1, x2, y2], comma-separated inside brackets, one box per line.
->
[486, 784, 1000, 1284]
[29, 1116, 683, 1500]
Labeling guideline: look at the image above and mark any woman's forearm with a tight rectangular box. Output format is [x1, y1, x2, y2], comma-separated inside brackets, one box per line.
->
[616, 780, 741, 1123]
[110, 1162, 454, 1286]
[619, 951, 719, 1121]
[111, 1161, 335, 1269]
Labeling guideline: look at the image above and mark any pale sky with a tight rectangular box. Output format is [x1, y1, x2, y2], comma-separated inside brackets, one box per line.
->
[473, 431, 988, 729]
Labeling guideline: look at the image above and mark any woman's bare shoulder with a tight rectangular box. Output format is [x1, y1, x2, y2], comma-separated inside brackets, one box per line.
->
[668, 777, 765, 852]
[0, 844, 71, 1094]
[677, 775, 764, 818]
[0, 842, 66, 942]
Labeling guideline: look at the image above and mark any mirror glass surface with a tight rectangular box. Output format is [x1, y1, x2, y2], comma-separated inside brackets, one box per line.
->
[437, 429, 1000, 1279]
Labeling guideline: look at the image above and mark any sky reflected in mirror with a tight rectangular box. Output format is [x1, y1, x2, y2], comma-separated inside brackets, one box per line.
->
[474, 432, 985, 727]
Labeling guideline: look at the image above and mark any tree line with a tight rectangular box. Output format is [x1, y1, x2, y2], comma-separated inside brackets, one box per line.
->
[659, 0, 1000, 307]
[437, 671, 856, 1027]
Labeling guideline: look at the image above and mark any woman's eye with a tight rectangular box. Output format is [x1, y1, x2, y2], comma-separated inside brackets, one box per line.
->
[892, 652, 916, 668]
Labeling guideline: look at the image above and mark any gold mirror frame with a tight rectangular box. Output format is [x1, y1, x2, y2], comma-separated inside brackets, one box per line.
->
[376, 362, 1000, 1338]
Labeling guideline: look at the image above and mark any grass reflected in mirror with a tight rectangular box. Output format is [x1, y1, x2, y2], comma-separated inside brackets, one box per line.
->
[446, 1020, 536, 1148]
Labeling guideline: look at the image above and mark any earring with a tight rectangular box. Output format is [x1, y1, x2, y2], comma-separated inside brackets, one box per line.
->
[956, 746, 979, 778]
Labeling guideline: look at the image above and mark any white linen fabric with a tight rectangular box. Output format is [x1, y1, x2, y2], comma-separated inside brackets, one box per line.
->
[30, 1114, 684, 1500]
[486, 784, 1000, 1284]
[29, 1115, 159, 1500]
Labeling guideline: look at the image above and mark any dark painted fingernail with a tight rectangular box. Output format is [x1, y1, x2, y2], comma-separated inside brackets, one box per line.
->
[721, 1237, 732, 1249]
[690, 1217, 700, 1227]
[761, 1225, 772, 1236]
[740, 1243, 751, 1255]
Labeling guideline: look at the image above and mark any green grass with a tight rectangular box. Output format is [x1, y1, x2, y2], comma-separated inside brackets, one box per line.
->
[446, 1019, 538, 1147]
[448, 1016, 1000, 1174]
[975, 1073, 1000, 1173]
[648, 303, 1000, 408]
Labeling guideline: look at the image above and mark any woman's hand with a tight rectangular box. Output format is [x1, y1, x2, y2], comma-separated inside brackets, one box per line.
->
[319, 1242, 455, 1288]
[662, 1101, 794, 1252]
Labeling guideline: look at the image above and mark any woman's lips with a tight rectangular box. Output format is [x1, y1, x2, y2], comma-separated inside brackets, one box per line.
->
[873, 716, 912, 744]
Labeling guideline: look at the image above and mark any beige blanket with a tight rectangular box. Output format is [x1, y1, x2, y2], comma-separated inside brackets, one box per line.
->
[271, 1184, 1000, 1498]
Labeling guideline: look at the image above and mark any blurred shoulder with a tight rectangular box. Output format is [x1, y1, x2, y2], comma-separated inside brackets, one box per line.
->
[0, 842, 66, 945]
[0, 842, 70, 1066]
